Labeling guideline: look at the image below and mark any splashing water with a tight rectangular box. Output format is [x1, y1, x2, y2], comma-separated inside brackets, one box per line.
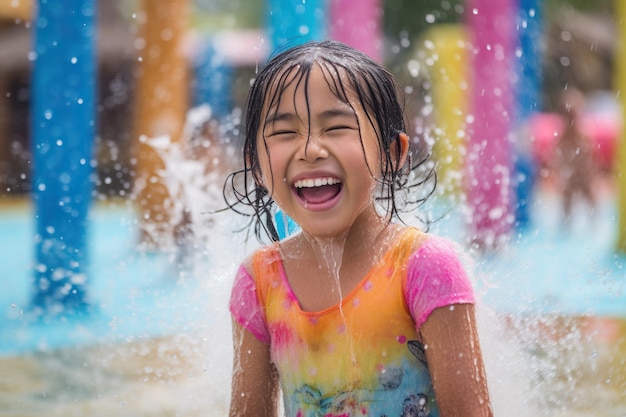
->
[2, 104, 625, 416]
[302, 233, 357, 368]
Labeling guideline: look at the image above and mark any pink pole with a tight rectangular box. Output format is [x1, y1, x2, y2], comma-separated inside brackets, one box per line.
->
[465, 0, 516, 250]
[329, 0, 382, 62]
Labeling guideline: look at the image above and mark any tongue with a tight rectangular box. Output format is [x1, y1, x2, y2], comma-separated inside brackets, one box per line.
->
[299, 184, 341, 204]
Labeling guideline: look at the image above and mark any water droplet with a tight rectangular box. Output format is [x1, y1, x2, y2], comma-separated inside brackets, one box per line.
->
[134, 37, 146, 50]
[160, 28, 174, 41]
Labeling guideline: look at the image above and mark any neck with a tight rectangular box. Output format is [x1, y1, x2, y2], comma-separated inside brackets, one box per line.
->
[299, 212, 393, 271]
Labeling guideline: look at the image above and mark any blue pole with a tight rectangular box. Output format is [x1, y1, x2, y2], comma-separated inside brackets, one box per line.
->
[192, 42, 233, 120]
[514, 0, 543, 229]
[266, 0, 326, 56]
[516, 0, 542, 121]
[31, 0, 97, 315]
[266, 0, 326, 239]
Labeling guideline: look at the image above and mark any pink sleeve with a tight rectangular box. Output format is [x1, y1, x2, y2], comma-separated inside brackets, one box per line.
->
[404, 235, 476, 330]
[228, 265, 271, 345]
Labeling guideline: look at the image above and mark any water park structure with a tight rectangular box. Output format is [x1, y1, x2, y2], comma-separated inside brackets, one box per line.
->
[0, 0, 625, 415]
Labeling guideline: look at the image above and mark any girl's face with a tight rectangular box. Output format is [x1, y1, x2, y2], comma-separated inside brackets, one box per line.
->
[256, 64, 384, 238]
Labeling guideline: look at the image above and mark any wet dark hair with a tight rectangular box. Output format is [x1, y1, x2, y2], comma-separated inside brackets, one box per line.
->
[223, 40, 435, 242]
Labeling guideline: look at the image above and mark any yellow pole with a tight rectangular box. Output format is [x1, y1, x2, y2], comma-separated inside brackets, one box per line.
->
[133, 0, 189, 249]
[417, 25, 469, 196]
[0, 0, 32, 21]
[615, 0, 626, 252]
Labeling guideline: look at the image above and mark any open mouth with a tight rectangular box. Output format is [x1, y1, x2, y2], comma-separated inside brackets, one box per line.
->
[293, 177, 342, 205]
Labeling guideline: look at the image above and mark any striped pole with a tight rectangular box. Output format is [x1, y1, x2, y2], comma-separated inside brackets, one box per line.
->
[31, 0, 97, 315]
[465, 0, 517, 250]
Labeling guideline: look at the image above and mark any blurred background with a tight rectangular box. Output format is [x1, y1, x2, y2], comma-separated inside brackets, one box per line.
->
[0, 0, 625, 416]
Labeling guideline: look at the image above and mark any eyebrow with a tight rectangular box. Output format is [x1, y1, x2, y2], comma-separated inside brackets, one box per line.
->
[263, 112, 296, 128]
[318, 108, 356, 121]
[264, 107, 356, 128]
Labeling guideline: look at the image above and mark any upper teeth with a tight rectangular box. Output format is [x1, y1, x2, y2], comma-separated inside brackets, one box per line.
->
[294, 177, 340, 188]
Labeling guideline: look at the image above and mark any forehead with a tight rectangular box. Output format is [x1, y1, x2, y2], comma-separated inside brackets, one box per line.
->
[262, 63, 358, 116]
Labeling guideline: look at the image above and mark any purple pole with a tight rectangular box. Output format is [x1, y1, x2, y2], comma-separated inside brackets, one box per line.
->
[465, 0, 516, 250]
[329, 0, 383, 62]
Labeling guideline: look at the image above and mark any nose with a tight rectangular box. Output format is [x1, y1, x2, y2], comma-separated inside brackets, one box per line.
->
[299, 134, 329, 162]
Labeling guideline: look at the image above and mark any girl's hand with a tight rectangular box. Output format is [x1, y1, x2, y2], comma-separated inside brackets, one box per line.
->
[229, 320, 280, 417]
[420, 304, 494, 417]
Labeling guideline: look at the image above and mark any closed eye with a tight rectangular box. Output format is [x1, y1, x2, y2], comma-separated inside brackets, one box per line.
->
[325, 125, 358, 136]
[266, 129, 298, 138]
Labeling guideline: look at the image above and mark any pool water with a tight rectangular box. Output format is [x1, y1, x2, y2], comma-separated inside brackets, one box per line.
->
[1, 183, 625, 416]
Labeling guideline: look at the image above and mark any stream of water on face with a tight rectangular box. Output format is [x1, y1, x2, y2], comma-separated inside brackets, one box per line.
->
[2, 107, 626, 416]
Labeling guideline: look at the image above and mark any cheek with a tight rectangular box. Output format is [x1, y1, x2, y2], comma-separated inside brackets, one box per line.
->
[359, 141, 383, 179]
[257, 142, 286, 192]
[355, 125, 383, 175]
[254, 141, 272, 187]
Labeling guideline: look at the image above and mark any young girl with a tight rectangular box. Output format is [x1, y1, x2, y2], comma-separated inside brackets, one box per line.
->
[225, 40, 493, 417]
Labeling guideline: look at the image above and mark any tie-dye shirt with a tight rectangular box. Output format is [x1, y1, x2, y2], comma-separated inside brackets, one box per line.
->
[229, 228, 475, 417]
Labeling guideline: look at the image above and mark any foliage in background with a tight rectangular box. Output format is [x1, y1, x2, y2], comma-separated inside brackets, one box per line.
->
[543, 0, 613, 13]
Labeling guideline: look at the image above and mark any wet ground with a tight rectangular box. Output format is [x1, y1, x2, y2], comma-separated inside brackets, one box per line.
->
[1, 315, 624, 416]
[0, 336, 226, 417]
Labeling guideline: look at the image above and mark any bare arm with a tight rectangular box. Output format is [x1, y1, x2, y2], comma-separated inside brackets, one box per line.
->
[229, 320, 280, 417]
[420, 304, 493, 417]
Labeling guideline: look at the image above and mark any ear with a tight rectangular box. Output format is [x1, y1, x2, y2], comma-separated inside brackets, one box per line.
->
[390, 132, 409, 170]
